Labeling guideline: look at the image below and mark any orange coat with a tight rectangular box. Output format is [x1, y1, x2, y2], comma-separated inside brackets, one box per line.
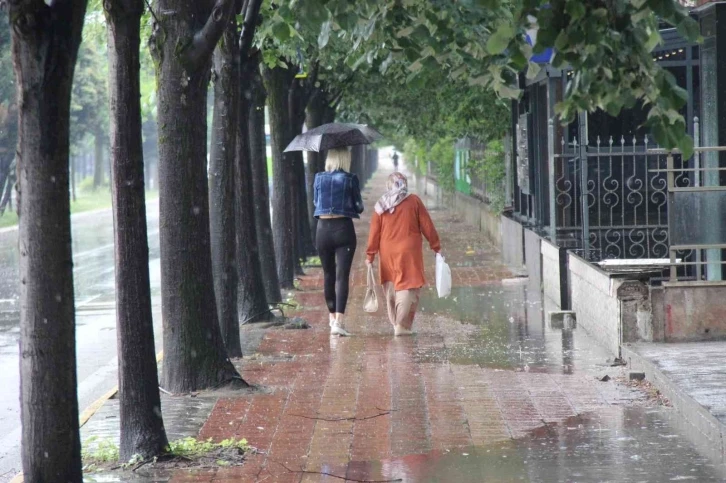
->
[366, 195, 441, 291]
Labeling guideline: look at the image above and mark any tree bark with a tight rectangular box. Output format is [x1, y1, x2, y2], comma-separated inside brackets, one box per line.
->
[94, 129, 105, 188]
[288, 77, 316, 264]
[262, 64, 296, 289]
[248, 62, 282, 303]
[351, 144, 365, 178]
[151, 0, 245, 393]
[9, 1, 86, 480]
[305, 94, 325, 245]
[105, 0, 169, 460]
[234, 54, 271, 323]
[209, 20, 241, 357]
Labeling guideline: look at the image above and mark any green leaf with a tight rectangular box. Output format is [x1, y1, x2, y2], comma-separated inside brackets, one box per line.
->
[565, 2, 586, 20]
[676, 17, 702, 43]
[486, 23, 514, 55]
[318, 20, 332, 49]
[676, 133, 694, 159]
[644, 28, 661, 52]
[396, 26, 414, 38]
[272, 22, 291, 42]
[526, 61, 541, 80]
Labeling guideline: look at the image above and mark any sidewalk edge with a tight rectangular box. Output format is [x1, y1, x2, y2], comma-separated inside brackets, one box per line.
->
[623, 344, 726, 467]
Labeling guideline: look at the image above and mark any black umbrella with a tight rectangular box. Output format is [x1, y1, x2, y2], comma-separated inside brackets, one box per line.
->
[284, 122, 382, 153]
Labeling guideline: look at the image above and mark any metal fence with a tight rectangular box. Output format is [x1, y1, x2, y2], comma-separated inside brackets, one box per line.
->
[552, 131, 694, 263]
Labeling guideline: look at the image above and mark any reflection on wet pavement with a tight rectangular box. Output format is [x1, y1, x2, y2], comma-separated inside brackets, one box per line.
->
[352, 409, 721, 482]
[0, 205, 160, 352]
[413, 284, 612, 374]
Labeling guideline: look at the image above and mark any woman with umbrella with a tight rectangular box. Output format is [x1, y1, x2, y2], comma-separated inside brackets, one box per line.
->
[286, 123, 380, 336]
[365, 172, 441, 336]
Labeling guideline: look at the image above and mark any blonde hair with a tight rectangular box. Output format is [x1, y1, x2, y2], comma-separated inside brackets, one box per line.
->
[325, 148, 352, 172]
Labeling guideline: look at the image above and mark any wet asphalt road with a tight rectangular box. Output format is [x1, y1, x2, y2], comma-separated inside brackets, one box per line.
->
[0, 201, 163, 481]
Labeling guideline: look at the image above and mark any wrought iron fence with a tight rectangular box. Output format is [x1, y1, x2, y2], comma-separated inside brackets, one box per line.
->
[553, 135, 692, 262]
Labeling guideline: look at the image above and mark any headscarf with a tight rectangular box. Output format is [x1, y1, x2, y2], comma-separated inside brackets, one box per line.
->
[375, 172, 410, 215]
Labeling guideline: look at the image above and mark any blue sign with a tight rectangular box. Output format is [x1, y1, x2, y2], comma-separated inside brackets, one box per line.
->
[526, 33, 553, 64]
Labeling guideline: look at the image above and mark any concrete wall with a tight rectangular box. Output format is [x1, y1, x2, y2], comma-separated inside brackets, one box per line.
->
[524, 228, 542, 290]
[418, 176, 503, 250]
[479, 200, 503, 248]
[568, 253, 622, 356]
[542, 239, 568, 309]
[662, 282, 726, 342]
[501, 215, 525, 268]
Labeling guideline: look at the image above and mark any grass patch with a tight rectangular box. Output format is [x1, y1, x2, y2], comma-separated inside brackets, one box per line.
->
[302, 256, 321, 267]
[82, 436, 251, 474]
[0, 189, 159, 229]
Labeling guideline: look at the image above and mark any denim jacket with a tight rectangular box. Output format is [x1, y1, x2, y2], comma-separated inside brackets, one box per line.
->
[313, 170, 364, 219]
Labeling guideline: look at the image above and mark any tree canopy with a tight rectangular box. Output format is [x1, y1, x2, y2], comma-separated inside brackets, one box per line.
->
[258, 0, 699, 155]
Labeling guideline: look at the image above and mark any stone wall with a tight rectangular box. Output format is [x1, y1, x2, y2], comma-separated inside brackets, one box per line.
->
[568, 253, 622, 356]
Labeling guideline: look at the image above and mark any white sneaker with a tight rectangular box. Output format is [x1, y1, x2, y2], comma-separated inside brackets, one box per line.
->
[394, 325, 413, 336]
[328, 314, 335, 327]
[331, 316, 352, 336]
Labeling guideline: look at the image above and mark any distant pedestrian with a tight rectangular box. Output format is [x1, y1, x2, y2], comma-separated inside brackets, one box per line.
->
[314, 147, 364, 336]
[366, 172, 441, 336]
[392, 151, 399, 169]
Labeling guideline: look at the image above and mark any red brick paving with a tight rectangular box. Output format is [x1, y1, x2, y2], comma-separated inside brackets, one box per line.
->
[174, 169, 616, 482]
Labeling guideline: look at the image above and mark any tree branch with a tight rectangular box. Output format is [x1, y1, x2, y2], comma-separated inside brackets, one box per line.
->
[239, 0, 262, 60]
[184, 0, 236, 70]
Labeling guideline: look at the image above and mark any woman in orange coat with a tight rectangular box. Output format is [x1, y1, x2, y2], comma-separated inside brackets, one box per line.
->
[366, 172, 441, 335]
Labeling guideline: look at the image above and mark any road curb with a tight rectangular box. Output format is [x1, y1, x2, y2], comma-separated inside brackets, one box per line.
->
[623, 344, 726, 467]
[9, 350, 164, 483]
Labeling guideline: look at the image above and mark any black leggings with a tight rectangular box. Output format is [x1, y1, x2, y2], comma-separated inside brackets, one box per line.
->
[316, 218, 357, 314]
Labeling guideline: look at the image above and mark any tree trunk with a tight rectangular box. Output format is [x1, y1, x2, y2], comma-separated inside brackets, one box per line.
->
[234, 55, 271, 323]
[9, 2, 86, 480]
[94, 129, 105, 188]
[152, 0, 245, 393]
[262, 65, 296, 289]
[351, 144, 365, 177]
[106, 0, 169, 460]
[305, 97, 325, 245]
[209, 21, 241, 357]
[287, 78, 315, 265]
[249, 63, 282, 303]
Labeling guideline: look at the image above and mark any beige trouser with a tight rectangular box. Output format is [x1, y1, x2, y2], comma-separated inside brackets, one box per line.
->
[384, 282, 421, 330]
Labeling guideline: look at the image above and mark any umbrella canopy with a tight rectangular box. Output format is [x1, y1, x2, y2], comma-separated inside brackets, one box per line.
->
[284, 122, 382, 153]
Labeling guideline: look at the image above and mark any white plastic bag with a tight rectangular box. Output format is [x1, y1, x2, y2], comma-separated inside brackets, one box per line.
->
[435, 253, 451, 298]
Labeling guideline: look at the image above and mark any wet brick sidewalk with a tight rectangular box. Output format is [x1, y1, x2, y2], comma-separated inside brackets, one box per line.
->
[88, 167, 726, 482]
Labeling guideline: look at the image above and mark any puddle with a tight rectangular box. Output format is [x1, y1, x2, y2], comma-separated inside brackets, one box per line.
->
[414, 285, 612, 375]
[348, 408, 725, 482]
